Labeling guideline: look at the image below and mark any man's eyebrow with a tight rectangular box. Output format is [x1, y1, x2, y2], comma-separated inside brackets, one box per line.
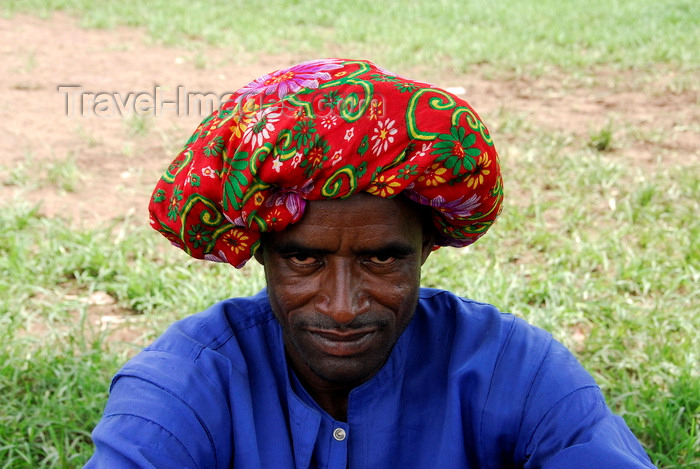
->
[270, 241, 329, 255]
[270, 241, 416, 257]
[353, 242, 416, 257]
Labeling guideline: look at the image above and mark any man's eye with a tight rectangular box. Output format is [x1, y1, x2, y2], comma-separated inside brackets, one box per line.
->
[288, 254, 318, 266]
[368, 255, 396, 265]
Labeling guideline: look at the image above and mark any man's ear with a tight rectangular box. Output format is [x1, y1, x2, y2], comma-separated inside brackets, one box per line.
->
[253, 246, 265, 265]
[420, 235, 435, 265]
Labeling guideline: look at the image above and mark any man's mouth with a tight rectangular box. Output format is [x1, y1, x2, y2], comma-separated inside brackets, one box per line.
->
[306, 328, 378, 357]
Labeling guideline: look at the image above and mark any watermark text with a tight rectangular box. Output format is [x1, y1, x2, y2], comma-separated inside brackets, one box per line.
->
[57, 85, 388, 119]
[57, 85, 234, 118]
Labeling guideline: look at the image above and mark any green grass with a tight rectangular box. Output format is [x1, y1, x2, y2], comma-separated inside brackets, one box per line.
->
[2, 135, 697, 467]
[3, 0, 699, 75]
[0, 205, 265, 467]
[1, 153, 82, 193]
[1, 1, 698, 467]
[45, 153, 81, 192]
[0, 331, 118, 468]
[420, 130, 699, 467]
[125, 114, 153, 137]
[588, 120, 616, 152]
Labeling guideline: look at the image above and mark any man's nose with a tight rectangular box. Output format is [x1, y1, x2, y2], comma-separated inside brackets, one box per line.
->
[315, 260, 370, 324]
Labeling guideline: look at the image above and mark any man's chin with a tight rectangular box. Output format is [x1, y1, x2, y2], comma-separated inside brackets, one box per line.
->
[304, 353, 388, 386]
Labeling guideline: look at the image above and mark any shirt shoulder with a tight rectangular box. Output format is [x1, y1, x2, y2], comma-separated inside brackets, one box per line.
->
[115, 289, 280, 393]
[88, 290, 281, 469]
[417, 289, 596, 408]
[416, 287, 552, 361]
[414, 289, 591, 453]
[147, 288, 275, 357]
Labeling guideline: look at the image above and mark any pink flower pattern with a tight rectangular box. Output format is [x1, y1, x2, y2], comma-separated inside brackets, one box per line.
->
[235, 59, 344, 102]
[149, 59, 502, 269]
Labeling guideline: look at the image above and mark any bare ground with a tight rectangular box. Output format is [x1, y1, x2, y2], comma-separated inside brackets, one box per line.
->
[2, 13, 697, 342]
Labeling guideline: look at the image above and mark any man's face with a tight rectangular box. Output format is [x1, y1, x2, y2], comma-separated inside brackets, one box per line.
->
[256, 193, 433, 390]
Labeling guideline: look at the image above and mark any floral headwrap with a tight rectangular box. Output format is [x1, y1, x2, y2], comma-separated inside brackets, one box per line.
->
[149, 59, 503, 268]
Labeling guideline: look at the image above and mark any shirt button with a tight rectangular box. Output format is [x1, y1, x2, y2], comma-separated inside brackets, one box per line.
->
[333, 427, 347, 441]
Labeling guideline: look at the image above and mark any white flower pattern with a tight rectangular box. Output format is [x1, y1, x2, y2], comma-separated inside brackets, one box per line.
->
[201, 166, 217, 178]
[242, 109, 281, 148]
[371, 119, 398, 155]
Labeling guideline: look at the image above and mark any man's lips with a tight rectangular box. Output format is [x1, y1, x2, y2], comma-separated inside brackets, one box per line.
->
[305, 327, 378, 357]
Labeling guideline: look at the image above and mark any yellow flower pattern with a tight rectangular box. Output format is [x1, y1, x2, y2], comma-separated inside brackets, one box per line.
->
[222, 229, 250, 256]
[149, 59, 502, 269]
[418, 163, 448, 187]
[465, 153, 491, 189]
[367, 175, 402, 197]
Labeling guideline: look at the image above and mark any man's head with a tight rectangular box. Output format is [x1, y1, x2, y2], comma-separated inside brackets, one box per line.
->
[254, 192, 433, 388]
[148, 58, 503, 269]
[147, 58, 503, 396]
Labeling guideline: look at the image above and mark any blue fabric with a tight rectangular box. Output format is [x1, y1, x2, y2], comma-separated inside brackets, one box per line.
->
[85, 288, 655, 468]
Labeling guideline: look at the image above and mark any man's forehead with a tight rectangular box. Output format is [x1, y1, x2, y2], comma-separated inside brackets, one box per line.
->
[265, 194, 425, 247]
[300, 194, 422, 227]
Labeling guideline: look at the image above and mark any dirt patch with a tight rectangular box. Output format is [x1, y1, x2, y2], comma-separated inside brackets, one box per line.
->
[1, 13, 698, 339]
[2, 13, 697, 226]
[1, 13, 302, 224]
[19, 290, 150, 347]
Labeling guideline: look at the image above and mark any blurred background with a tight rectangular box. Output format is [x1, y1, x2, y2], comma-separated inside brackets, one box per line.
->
[1, 1, 698, 467]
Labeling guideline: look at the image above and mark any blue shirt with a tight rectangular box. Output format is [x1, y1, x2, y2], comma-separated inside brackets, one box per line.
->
[85, 288, 654, 468]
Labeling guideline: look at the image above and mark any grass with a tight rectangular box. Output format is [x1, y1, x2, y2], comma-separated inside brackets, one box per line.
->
[0, 205, 265, 467]
[2, 0, 699, 76]
[2, 133, 697, 467]
[125, 114, 152, 137]
[422, 137, 699, 466]
[46, 153, 81, 192]
[588, 120, 615, 152]
[0, 331, 117, 468]
[1, 1, 698, 467]
[1, 152, 81, 193]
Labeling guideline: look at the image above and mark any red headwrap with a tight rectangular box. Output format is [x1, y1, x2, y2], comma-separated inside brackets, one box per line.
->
[149, 59, 503, 268]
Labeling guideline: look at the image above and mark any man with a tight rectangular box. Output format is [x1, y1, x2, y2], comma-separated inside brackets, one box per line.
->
[86, 59, 655, 468]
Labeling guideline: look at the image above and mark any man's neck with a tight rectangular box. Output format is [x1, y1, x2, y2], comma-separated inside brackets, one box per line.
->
[285, 352, 354, 421]
[304, 385, 349, 422]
